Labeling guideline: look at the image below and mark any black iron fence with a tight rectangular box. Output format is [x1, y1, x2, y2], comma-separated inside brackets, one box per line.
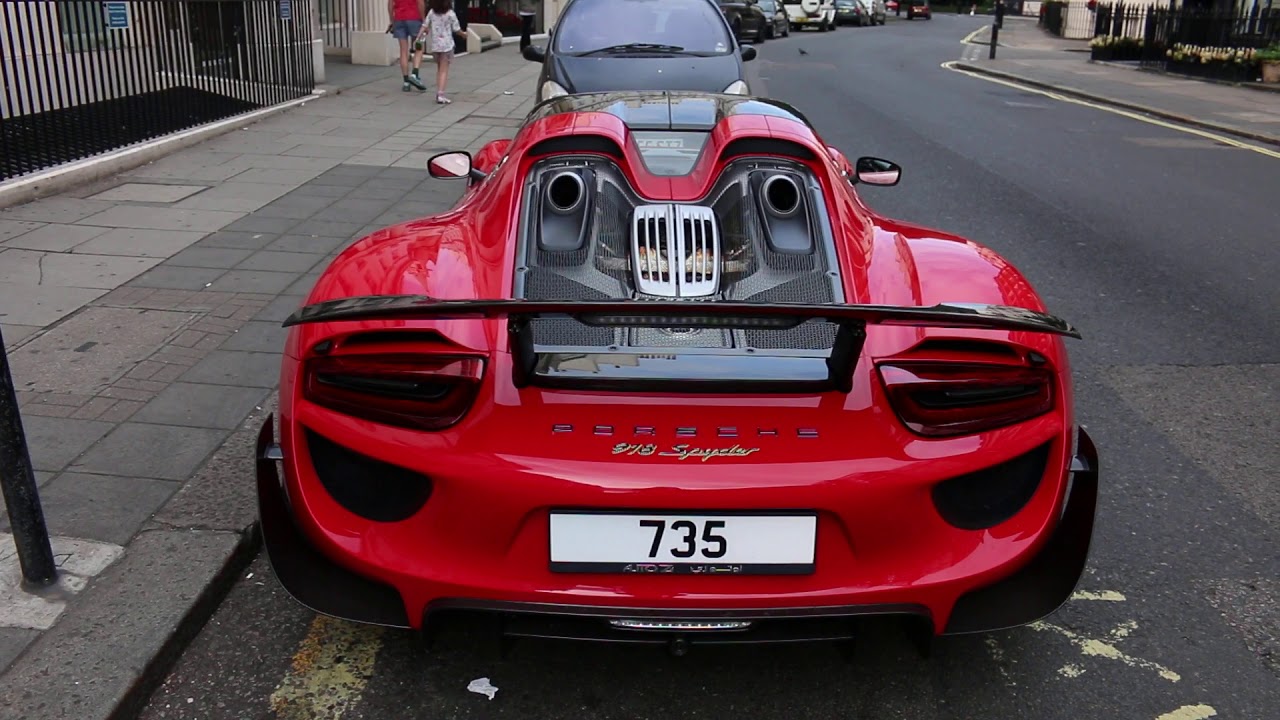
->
[1, 0, 317, 182]
[1089, 2, 1278, 75]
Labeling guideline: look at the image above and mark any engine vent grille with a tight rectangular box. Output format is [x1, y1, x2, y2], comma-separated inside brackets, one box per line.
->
[631, 204, 720, 298]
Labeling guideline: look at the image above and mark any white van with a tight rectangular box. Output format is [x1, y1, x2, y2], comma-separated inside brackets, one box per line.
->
[782, 0, 837, 31]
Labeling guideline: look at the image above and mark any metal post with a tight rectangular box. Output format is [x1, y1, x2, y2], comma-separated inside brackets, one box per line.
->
[989, 22, 999, 58]
[0, 326, 57, 586]
[995, 0, 1004, 28]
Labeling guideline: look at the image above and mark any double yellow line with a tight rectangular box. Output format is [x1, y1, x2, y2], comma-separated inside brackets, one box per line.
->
[941, 60, 1280, 160]
[269, 616, 385, 720]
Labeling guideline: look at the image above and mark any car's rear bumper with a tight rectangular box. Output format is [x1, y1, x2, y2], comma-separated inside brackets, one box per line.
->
[255, 416, 1098, 642]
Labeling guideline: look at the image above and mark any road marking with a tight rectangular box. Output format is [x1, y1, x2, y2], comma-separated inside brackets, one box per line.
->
[1071, 590, 1126, 601]
[269, 615, 385, 720]
[1030, 620, 1182, 682]
[961, 27, 986, 44]
[1156, 705, 1218, 720]
[940, 61, 1280, 161]
[984, 636, 1017, 685]
[1058, 663, 1086, 678]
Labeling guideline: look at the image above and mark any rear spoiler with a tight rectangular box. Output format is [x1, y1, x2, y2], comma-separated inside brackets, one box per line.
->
[283, 295, 1078, 393]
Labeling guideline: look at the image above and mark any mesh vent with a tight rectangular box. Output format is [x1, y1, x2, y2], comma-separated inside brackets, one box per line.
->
[628, 327, 733, 348]
[740, 276, 839, 350]
[524, 268, 618, 346]
[592, 182, 633, 282]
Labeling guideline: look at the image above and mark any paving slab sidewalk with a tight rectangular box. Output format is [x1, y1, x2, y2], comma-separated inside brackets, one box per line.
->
[0, 45, 541, 720]
[958, 17, 1280, 146]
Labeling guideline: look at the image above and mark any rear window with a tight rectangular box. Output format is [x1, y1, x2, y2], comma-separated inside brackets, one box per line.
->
[554, 0, 733, 55]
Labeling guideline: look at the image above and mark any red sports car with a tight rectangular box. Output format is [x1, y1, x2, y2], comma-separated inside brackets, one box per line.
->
[256, 91, 1098, 656]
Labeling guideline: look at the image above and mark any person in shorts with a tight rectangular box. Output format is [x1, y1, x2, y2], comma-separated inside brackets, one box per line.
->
[420, 0, 467, 104]
[388, 0, 428, 92]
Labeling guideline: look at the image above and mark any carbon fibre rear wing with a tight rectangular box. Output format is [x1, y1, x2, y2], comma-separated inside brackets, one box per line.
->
[283, 295, 1079, 393]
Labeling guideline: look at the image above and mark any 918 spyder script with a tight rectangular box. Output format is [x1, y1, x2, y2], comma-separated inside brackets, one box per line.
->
[611, 443, 761, 461]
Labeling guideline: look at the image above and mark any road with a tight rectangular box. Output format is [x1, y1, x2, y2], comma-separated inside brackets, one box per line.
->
[137, 15, 1278, 720]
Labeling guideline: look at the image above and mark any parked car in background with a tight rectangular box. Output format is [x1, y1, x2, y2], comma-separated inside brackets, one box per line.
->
[756, 0, 792, 37]
[782, 0, 837, 31]
[906, 0, 932, 18]
[859, 0, 887, 24]
[718, 0, 770, 43]
[522, 0, 757, 102]
[834, 0, 862, 24]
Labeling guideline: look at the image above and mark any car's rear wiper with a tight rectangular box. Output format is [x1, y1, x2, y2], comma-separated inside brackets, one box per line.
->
[579, 43, 691, 56]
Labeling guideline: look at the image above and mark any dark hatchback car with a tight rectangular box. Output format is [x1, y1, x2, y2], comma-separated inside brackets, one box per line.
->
[522, 0, 758, 103]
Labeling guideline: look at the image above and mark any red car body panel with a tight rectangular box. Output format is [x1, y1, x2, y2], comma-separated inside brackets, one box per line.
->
[257, 92, 1097, 646]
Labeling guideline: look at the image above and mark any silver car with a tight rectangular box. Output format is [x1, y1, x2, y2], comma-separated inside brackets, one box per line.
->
[856, 0, 887, 24]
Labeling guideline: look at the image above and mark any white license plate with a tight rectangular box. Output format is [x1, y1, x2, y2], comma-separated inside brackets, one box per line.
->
[549, 511, 817, 575]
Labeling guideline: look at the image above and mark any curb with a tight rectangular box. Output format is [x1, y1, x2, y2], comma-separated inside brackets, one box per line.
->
[501, 33, 548, 46]
[0, 91, 326, 211]
[0, 403, 277, 720]
[1089, 58, 1280, 95]
[952, 61, 1280, 148]
[108, 525, 262, 720]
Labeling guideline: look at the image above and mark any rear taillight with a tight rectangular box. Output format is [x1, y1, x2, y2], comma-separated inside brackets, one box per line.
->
[877, 362, 1054, 437]
[302, 354, 484, 431]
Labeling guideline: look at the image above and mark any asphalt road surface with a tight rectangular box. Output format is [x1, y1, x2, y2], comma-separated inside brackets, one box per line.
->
[138, 15, 1279, 720]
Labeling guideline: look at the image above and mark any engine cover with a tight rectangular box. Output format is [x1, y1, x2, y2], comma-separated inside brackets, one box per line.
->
[513, 156, 845, 353]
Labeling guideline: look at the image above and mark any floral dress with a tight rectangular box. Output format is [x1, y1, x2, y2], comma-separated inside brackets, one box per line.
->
[424, 9, 461, 55]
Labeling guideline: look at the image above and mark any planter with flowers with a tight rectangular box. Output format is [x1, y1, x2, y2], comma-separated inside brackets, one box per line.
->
[1165, 44, 1260, 83]
[1090, 34, 1143, 62]
[1259, 45, 1280, 84]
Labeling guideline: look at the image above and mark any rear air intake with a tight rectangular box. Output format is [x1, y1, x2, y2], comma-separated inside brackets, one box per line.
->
[931, 442, 1051, 529]
[304, 428, 433, 522]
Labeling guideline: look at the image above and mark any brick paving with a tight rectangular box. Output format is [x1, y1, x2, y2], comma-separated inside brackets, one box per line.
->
[0, 45, 541, 687]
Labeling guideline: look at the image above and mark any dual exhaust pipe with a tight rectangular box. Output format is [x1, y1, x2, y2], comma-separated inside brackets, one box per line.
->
[548, 170, 801, 220]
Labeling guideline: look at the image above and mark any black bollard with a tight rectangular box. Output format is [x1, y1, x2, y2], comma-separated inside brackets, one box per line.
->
[990, 22, 999, 58]
[0, 326, 57, 586]
[995, 0, 1005, 29]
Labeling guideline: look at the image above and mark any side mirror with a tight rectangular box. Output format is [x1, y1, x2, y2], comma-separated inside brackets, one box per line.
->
[523, 44, 545, 63]
[740, 45, 756, 61]
[428, 151, 476, 180]
[855, 156, 901, 186]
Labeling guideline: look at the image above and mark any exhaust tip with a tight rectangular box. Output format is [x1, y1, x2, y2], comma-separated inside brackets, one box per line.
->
[546, 171, 585, 214]
[760, 174, 802, 218]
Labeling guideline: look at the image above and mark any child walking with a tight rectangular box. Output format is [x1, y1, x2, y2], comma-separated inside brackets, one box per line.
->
[419, 0, 467, 104]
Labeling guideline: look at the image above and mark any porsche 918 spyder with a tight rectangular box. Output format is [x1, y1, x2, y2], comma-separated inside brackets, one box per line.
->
[256, 90, 1098, 655]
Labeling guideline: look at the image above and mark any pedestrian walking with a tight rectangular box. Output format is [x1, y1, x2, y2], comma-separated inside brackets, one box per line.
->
[518, 0, 540, 51]
[388, 0, 429, 92]
[421, 0, 468, 104]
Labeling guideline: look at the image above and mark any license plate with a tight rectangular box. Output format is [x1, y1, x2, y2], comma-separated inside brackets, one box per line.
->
[548, 511, 817, 575]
